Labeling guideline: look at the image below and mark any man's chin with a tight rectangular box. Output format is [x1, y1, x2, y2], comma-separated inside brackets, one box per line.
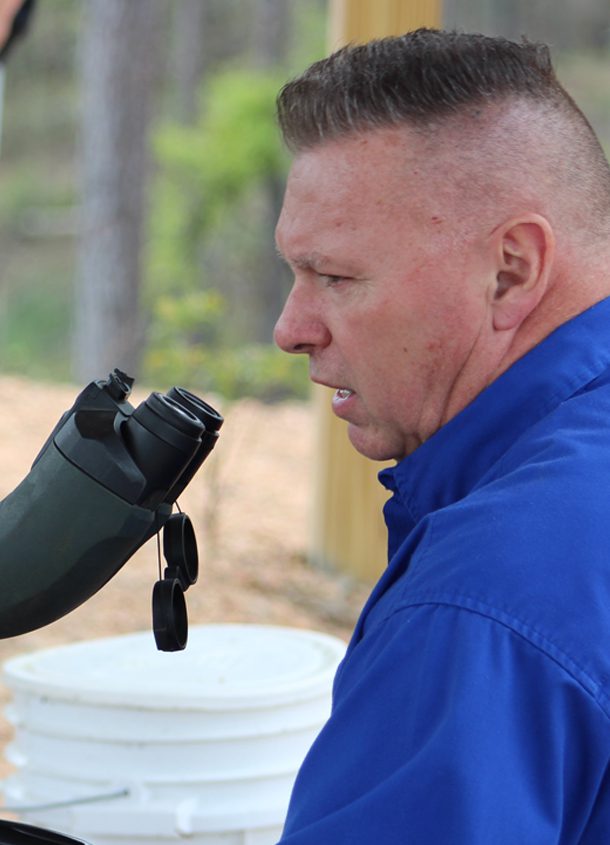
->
[347, 423, 403, 463]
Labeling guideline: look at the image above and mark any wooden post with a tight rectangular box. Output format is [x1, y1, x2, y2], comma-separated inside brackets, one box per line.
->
[310, 0, 442, 582]
[329, 0, 442, 48]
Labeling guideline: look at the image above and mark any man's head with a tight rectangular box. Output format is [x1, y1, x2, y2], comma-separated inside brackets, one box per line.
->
[274, 29, 610, 461]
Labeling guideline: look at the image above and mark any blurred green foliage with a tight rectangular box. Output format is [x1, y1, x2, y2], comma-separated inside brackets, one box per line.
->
[147, 70, 288, 294]
[0, 0, 320, 397]
[0, 0, 79, 381]
[143, 67, 309, 400]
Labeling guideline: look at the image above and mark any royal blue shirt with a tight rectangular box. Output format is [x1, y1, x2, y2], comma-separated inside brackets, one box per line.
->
[279, 298, 610, 844]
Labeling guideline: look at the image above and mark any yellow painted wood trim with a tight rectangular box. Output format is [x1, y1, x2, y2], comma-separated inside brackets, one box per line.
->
[329, 0, 442, 49]
[311, 386, 391, 582]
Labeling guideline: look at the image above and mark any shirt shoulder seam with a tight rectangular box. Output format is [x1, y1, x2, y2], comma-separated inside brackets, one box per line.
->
[386, 593, 610, 721]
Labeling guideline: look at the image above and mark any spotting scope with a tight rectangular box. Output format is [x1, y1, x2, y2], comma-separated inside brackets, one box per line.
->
[0, 369, 223, 651]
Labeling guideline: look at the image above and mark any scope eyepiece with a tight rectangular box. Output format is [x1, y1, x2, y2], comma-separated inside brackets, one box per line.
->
[163, 387, 224, 503]
[122, 394, 205, 510]
[168, 386, 224, 433]
[132, 392, 204, 445]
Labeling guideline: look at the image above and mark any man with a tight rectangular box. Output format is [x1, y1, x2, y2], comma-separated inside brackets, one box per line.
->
[273, 29, 610, 843]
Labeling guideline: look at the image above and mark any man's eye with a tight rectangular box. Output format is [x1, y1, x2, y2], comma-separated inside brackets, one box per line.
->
[321, 274, 347, 285]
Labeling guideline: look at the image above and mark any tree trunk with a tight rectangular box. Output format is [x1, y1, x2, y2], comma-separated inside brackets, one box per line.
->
[251, 0, 291, 342]
[252, 0, 290, 68]
[73, 0, 162, 383]
[170, 0, 206, 125]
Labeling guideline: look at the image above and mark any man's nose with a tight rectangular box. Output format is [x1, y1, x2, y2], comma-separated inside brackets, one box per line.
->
[273, 284, 331, 354]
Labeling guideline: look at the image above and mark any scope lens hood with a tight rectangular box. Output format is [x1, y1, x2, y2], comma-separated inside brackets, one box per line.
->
[152, 578, 188, 652]
[167, 387, 224, 433]
[163, 512, 198, 589]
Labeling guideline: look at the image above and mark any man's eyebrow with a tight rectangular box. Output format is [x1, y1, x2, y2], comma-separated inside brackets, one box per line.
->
[274, 250, 330, 272]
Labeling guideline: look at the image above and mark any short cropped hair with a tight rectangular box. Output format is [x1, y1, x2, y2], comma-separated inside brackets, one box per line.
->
[278, 29, 588, 147]
[277, 28, 610, 229]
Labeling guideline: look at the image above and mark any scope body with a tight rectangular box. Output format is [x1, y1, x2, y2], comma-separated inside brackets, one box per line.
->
[0, 371, 222, 638]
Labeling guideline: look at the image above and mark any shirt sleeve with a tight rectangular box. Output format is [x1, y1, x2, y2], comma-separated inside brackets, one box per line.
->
[278, 603, 610, 844]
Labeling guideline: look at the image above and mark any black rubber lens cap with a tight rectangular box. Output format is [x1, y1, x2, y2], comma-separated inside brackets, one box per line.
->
[152, 578, 188, 652]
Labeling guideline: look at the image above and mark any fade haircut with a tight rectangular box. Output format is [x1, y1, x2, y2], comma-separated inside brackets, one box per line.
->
[278, 29, 595, 148]
[276, 29, 610, 230]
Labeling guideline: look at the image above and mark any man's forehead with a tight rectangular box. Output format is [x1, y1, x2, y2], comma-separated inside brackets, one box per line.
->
[278, 130, 444, 239]
[282, 133, 420, 222]
[289, 127, 419, 178]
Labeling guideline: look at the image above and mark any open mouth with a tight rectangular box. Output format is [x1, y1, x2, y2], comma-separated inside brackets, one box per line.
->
[331, 388, 357, 419]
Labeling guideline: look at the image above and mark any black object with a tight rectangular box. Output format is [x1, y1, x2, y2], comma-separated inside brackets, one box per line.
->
[163, 512, 198, 590]
[151, 512, 198, 650]
[152, 576, 188, 652]
[0, 369, 222, 648]
[166, 387, 224, 500]
[0, 818, 89, 843]
[0, 0, 36, 63]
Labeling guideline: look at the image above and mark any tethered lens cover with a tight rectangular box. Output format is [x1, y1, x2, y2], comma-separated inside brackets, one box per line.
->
[152, 578, 188, 652]
[163, 512, 198, 590]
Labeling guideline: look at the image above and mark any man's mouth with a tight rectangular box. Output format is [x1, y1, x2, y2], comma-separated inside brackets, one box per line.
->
[331, 388, 357, 419]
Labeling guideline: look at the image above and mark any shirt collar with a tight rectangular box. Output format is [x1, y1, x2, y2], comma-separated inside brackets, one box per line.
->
[379, 297, 610, 553]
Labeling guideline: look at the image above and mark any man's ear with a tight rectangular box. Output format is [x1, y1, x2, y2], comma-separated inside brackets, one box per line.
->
[491, 215, 555, 332]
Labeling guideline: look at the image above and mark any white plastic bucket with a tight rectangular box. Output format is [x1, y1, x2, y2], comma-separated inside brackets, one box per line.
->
[1, 624, 346, 844]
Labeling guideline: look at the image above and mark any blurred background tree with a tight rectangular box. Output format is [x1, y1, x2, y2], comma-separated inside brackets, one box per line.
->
[73, 0, 164, 382]
[0, 0, 607, 399]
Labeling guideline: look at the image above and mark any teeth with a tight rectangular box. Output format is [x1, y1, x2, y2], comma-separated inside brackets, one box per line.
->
[335, 388, 353, 399]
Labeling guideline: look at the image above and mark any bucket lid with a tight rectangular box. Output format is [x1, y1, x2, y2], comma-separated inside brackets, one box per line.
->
[3, 624, 346, 709]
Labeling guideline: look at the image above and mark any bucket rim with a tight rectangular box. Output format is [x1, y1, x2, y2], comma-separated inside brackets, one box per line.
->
[2, 623, 346, 710]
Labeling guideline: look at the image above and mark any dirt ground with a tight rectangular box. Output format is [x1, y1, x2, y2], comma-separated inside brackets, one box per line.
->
[0, 375, 371, 781]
